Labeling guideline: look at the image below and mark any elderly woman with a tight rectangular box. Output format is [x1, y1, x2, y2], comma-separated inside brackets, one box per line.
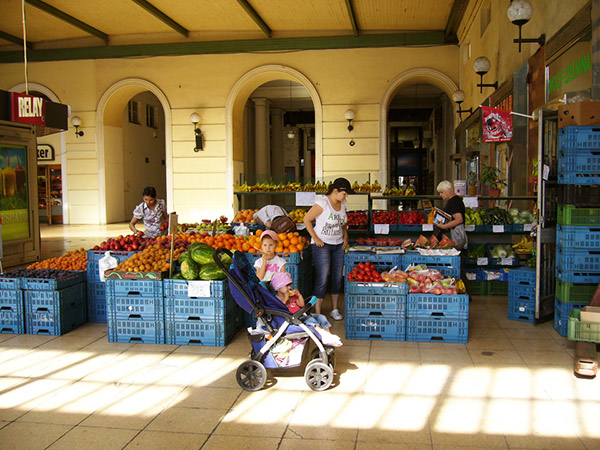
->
[435, 180, 468, 250]
[129, 186, 168, 238]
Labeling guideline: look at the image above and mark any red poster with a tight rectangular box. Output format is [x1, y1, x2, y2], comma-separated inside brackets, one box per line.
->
[10, 92, 46, 127]
[482, 106, 512, 143]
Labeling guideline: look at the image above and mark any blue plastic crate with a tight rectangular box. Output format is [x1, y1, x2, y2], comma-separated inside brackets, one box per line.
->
[86, 250, 137, 284]
[403, 253, 460, 277]
[558, 172, 600, 185]
[344, 252, 403, 272]
[163, 278, 228, 299]
[107, 317, 165, 344]
[508, 284, 536, 301]
[24, 283, 86, 315]
[554, 298, 589, 337]
[87, 281, 106, 303]
[165, 294, 238, 322]
[105, 279, 163, 298]
[559, 126, 600, 150]
[286, 263, 304, 291]
[559, 148, 600, 174]
[557, 225, 600, 249]
[508, 298, 535, 322]
[345, 294, 406, 316]
[165, 311, 242, 346]
[406, 317, 468, 343]
[0, 276, 22, 290]
[344, 279, 408, 295]
[508, 267, 536, 286]
[21, 271, 86, 291]
[345, 313, 405, 341]
[0, 289, 23, 308]
[106, 293, 164, 321]
[556, 246, 600, 273]
[87, 299, 107, 324]
[0, 311, 24, 334]
[556, 269, 600, 284]
[25, 306, 87, 335]
[406, 293, 469, 320]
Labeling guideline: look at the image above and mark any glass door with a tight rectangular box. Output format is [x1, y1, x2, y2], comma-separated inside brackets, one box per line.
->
[37, 165, 62, 225]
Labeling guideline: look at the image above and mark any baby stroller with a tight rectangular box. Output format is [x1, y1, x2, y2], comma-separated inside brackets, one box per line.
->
[213, 248, 336, 391]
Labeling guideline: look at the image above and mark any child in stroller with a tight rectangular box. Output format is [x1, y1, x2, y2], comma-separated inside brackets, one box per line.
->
[213, 247, 336, 392]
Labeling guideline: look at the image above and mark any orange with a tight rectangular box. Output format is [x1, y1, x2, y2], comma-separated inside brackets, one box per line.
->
[278, 233, 287, 241]
[296, 243, 304, 251]
[256, 229, 263, 236]
[287, 232, 295, 240]
[290, 237, 299, 245]
[275, 246, 283, 253]
[283, 239, 290, 248]
[288, 245, 298, 253]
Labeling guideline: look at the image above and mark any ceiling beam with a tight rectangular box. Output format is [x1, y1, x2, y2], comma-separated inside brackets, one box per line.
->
[130, 0, 188, 38]
[0, 31, 448, 63]
[0, 30, 33, 49]
[236, 0, 271, 38]
[445, 0, 469, 43]
[344, 0, 359, 37]
[25, 0, 109, 44]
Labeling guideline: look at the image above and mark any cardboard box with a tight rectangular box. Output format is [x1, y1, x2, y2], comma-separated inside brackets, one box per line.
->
[558, 100, 600, 128]
[580, 306, 600, 324]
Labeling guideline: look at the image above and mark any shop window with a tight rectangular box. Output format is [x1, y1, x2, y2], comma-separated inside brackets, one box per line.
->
[128, 100, 139, 124]
[146, 104, 156, 128]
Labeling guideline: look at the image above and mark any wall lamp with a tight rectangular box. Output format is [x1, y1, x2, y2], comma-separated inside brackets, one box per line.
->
[473, 57, 498, 93]
[70, 116, 84, 137]
[452, 90, 472, 121]
[190, 112, 203, 152]
[507, 0, 545, 53]
[344, 109, 356, 146]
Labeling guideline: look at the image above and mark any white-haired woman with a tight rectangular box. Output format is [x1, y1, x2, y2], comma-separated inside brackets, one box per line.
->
[435, 180, 467, 250]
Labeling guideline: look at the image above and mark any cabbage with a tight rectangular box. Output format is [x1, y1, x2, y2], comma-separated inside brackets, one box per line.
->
[509, 208, 519, 217]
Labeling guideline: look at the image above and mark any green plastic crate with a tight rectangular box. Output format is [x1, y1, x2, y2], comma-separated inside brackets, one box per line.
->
[555, 280, 597, 303]
[557, 204, 600, 226]
[489, 281, 509, 296]
[465, 280, 489, 296]
[568, 309, 600, 343]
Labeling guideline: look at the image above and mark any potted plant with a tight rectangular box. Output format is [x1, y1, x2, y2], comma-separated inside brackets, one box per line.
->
[467, 171, 478, 196]
[481, 164, 506, 197]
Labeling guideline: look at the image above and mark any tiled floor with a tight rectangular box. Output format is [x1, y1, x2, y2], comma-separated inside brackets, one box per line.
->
[0, 224, 599, 449]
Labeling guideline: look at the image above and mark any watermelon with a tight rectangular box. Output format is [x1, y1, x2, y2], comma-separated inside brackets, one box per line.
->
[198, 262, 226, 280]
[180, 258, 200, 280]
[172, 273, 184, 280]
[190, 243, 215, 265]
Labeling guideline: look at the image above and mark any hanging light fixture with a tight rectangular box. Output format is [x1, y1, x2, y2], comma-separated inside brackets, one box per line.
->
[287, 80, 295, 139]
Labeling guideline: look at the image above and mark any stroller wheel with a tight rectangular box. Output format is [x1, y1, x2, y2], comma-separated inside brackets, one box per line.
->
[310, 347, 336, 370]
[304, 361, 334, 391]
[236, 360, 267, 391]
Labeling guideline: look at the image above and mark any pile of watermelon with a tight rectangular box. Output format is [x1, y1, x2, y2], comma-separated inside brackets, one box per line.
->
[175, 243, 230, 281]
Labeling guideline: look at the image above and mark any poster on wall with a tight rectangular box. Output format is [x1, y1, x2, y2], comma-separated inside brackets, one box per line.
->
[482, 106, 512, 143]
[0, 145, 30, 241]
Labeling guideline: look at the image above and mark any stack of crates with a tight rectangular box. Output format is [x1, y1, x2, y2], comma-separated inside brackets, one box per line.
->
[86, 250, 136, 323]
[344, 252, 406, 341]
[403, 253, 461, 278]
[0, 277, 25, 334]
[508, 267, 536, 322]
[163, 279, 242, 346]
[406, 292, 469, 343]
[23, 272, 87, 335]
[555, 126, 600, 335]
[106, 279, 164, 344]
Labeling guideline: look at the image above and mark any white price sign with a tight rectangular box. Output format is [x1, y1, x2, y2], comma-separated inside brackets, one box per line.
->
[187, 281, 211, 298]
[477, 257, 488, 266]
[493, 225, 504, 233]
[464, 197, 479, 208]
[501, 258, 514, 265]
[374, 224, 390, 235]
[465, 225, 475, 232]
[422, 224, 434, 231]
[524, 224, 533, 231]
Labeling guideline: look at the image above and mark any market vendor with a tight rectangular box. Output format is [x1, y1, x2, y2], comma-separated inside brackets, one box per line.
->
[434, 180, 468, 250]
[129, 186, 168, 238]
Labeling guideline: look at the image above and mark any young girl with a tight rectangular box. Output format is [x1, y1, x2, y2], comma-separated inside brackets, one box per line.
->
[270, 272, 342, 347]
[254, 230, 287, 281]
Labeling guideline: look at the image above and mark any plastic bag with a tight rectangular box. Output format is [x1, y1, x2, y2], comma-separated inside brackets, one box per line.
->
[233, 223, 250, 236]
[98, 251, 118, 282]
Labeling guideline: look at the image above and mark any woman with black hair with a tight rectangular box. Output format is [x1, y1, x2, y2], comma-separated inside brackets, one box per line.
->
[129, 186, 168, 238]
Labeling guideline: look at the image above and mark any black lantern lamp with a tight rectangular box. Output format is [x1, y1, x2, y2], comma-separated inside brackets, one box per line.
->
[507, 0, 545, 53]
[190, 112, 203, 152]
[473, 57, 498, 93]
[452, 90, 472, 121]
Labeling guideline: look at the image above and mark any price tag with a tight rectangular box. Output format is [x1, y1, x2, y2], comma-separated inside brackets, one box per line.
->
[477, 257, 488, 266]
[493, 225, 504, 233]
[501, 258, 513, 265]
[187, 281, 211, 298]
[296, 192, 316, 206]
[422, 224, 434, 231]
[464, 197, 479, 208]
[374, 224, 390, 234]
[524, 224, 533, 231]
[543, 164, 550, 181]
[465, 225, 475, 232]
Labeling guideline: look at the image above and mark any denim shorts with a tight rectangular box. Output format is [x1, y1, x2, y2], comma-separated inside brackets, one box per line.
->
[311, 242, 344, 298]
[303, 313, 332, 330]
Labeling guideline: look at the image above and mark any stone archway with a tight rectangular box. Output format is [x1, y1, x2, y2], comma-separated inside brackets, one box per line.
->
[96, 78, 172, 224]
[225, 65, 323, 209]
[379, 68, 459, 185]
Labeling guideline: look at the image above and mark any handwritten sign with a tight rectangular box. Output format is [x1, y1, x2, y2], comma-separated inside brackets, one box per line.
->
[374, 224, 390, 235]
[524, 224, 533, 231]
[187, 281, 211, 298]
[464, 197, 479, 208]
[501, 258, 514, 265]
[477, 257, 488, 266]
[422, 224, 434, 231]
[493, 225, 505, 233]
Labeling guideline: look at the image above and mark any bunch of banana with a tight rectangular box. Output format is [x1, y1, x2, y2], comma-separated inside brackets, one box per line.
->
[512, 236, 533, 254]
[288, 209, 307, 223]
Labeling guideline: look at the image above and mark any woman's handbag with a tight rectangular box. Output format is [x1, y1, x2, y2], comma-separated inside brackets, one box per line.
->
[253, 205, 297, 234]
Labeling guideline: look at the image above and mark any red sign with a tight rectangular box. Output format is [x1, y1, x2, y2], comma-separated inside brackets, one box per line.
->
[482, 106, 512, 143]
[10, 92, 46, 126]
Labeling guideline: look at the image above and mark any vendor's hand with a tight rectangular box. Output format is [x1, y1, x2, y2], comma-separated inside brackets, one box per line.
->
[342, 237, 349, 250]
[314, 237, 325, 247]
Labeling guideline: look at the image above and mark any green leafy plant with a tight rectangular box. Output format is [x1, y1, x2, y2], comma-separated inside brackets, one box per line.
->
[468, 171, 478, 186]
[480, 164, 506, 190]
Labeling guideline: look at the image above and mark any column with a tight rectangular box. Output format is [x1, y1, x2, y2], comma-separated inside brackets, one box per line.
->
[253, 98, 270, 182]
[270, 107, 284, 183]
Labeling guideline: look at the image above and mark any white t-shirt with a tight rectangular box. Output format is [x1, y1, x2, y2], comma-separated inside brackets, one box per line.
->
[312, 196, 347, 245]
[253, 255, 287, 281]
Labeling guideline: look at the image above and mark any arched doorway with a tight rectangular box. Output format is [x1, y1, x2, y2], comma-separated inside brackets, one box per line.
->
[225, 65, 323, 211]
[96, 79, 172, 224]
[379, 68, 459, 191]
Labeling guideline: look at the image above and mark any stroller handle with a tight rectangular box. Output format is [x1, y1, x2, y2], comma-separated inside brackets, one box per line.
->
[213, 247, 233, 271]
